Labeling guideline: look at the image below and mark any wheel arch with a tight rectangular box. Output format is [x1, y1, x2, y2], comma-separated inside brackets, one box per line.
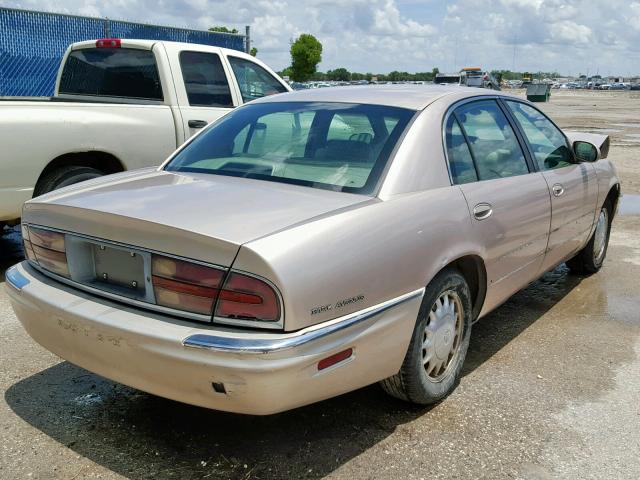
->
[34, 151, 125, 197]
[604, 183, 621, 219]
[440, 254, 487, 322]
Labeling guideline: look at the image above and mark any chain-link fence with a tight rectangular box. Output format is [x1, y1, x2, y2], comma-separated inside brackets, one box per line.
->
[0, 7, 246, 97]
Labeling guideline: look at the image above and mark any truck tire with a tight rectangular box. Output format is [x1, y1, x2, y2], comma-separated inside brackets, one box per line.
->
[35, 166, 104, 196]
[380, 268, 472, 404]
[566, 200, 612, 275]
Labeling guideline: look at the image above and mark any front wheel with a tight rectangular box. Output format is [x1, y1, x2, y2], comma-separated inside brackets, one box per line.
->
[566, 201, 612, 275]
[380, 268, 472, 404]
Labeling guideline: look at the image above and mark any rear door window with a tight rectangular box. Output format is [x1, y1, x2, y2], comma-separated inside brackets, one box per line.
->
[227, 56, 288, 103]
[179, 51, 233, 107]
[59, 48, 163, 100]
[445, 115, 478, 184]
[453, 100, 529, 180]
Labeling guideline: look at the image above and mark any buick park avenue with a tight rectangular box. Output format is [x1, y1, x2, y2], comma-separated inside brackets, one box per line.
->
[6, 85, 620, 414]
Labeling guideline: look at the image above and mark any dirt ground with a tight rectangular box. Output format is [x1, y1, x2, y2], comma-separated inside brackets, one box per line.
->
[0, 90, 639, 480]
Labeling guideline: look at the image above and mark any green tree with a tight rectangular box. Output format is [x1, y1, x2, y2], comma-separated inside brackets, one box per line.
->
[290, 34, 323, 82]
[327, 67, 351, 81]
[250, 47, 258, 57]
[209, 26, 238, 34]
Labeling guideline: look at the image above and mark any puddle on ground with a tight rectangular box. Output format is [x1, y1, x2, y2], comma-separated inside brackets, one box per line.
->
[581, 128, 622, 134]
[612, 123, 640, 128]
[619, 194, 640, 216]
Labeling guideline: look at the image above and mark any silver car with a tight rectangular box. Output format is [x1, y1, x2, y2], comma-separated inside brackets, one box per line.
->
[6, 85, 620, 414]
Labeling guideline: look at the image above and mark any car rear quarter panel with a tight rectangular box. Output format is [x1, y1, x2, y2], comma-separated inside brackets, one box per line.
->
[234, 186, 479, 332]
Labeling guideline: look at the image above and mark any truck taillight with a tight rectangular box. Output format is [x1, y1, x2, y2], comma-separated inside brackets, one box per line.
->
[215, 272, 280, 322]
[96, 38, 121, 48]
[152, 255, 225, 315]
[24, 226, 69, 278]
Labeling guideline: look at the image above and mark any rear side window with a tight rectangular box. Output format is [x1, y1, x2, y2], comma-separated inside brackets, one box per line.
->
[179, 51, 233, 107]
[453, 100, 529, 180]
[59, 48, 162, 100]
[445, 115, 478, 184]
[228, 56, 288, 103]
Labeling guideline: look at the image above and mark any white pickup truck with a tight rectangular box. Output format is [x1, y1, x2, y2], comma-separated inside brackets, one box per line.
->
[0, 38, 291, 227]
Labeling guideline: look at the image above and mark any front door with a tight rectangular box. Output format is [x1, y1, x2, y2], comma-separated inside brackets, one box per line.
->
[445, 99, 552, 313]
[502, 100, 599, 271]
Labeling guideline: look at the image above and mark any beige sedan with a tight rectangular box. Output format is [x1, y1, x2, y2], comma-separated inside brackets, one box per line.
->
[6, 85, 620, 414]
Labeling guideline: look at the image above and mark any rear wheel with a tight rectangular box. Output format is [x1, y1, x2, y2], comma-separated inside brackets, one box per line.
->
[566, 201, 612, 275]
[380, 268, 472, 404]
[34, 166, 104, 196]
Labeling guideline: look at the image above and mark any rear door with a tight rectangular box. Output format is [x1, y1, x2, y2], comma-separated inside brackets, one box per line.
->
[502, 100, 599, 272]
[445, 99, 552, 311]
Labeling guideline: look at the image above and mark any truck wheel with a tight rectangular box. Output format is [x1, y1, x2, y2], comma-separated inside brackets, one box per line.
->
[380, 268, 472, 405]
[35, 166, 104, 196]
[566, 201, 612, 275]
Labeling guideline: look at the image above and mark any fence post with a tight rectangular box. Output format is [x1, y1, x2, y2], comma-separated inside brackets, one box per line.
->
[104, 18, 110, 37]
[245, 25, 250, 53]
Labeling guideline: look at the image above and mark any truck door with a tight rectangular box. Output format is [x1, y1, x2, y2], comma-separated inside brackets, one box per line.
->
[174, 50, 239, 140]
[224, 55, 289, 104]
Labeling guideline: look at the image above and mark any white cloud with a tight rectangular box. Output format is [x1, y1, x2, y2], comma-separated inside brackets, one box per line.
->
[3, 0, 638, 75]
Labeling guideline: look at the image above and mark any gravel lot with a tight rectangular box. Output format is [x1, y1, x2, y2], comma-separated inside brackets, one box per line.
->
[1, 90, 639, 480]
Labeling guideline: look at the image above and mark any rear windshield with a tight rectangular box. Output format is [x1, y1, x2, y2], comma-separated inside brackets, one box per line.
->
[165, 102, 414, 194]
[59, 48, 163, 101]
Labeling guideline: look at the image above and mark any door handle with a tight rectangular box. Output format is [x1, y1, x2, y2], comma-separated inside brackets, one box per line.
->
[552, 184, 565, 197]
[473, 203, 493, 220]
[188, 119, 208, 129]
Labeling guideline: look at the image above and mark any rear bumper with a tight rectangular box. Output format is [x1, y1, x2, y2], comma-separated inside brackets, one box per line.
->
[6, 262, 423, 414]
[0, 187, 32, 222]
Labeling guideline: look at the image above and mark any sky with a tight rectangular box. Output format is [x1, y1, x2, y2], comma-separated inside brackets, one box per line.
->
[3, 0, 639, 76]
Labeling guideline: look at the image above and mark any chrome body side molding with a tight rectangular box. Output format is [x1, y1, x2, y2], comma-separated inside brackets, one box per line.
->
[183, 288, 425, 354]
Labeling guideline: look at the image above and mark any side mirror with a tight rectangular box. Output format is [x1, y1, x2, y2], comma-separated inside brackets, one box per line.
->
[573, 141, 599, 162]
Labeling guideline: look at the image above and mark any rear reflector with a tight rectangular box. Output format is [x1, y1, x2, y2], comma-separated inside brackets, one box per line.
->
[318, 348, 353, 371]
[96, 38, 121, 48]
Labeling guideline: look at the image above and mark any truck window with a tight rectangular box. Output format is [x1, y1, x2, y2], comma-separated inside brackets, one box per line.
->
[179, 51, 233, 108]
[59, 48, 163, 100]
[227, 56, 288, 103]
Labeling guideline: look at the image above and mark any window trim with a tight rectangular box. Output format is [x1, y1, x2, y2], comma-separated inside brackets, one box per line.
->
[498, 98, 578, 170]
[441, 96, 534, 185]
[178, 50, 234, 108]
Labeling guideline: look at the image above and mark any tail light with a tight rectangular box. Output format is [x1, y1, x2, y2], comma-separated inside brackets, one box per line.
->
[23, 226, 69, 277]
[215, 272, 280, 322]
[21, 226, 281, 327]
[151, 255, 281, 323]
[152, 255, 225, 315]
[96, 38, 121, 48]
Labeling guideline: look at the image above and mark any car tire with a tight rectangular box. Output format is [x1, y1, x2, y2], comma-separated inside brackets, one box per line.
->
[35, 166, 104, 196]
[380, 268, 472, 405]
[566, 201, 612, 275]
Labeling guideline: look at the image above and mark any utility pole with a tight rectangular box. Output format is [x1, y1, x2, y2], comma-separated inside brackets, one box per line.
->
[245, 25, 251, 54]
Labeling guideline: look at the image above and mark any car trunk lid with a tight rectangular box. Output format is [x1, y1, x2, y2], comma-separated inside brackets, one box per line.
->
[23, 169, 372, 267]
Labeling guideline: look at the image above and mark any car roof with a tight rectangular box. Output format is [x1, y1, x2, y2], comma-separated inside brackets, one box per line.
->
[252, 84, 513, 110]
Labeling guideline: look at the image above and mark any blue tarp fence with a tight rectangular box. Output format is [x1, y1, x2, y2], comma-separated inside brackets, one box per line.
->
[0, 7, 246, 96]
